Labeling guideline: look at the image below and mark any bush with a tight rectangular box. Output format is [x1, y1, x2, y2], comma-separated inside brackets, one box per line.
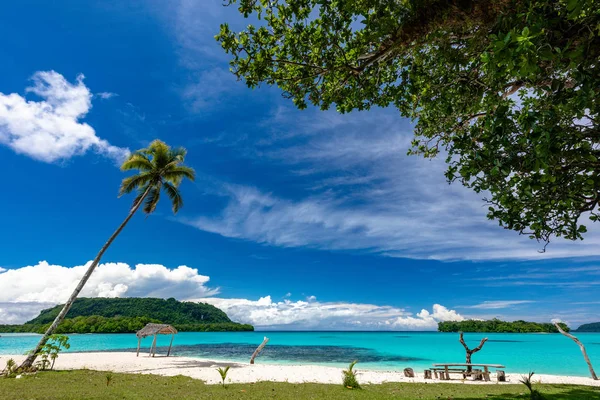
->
[520, 372, 544, 400]
[342, 360, 360, 389]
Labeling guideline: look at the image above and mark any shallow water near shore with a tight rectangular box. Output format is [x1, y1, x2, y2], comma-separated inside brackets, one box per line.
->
[2, 331, 599, 377]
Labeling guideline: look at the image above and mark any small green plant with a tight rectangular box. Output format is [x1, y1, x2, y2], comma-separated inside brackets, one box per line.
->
[2, 358, 17, 378]
[35, 334, 70, 371]
[106, 372, 113, 386]
[520, 372, 544, 400]
[216, 366, 230, 387]
[342, 360, 361, 389]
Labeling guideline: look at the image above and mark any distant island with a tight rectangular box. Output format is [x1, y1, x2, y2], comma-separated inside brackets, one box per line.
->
[0, 297, 253, 334]
[574, 322, 600, 332]
[438, 319, 569, 333]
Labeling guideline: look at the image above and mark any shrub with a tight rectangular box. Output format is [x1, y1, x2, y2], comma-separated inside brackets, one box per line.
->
[35, 334, 70, 371]
[520, 372, 544, 400]
[342, 360, 361, 389]
[2, 358, 17, 378]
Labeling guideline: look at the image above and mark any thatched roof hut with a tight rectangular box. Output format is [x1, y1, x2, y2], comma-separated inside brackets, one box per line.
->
[136, 323, 178, 357]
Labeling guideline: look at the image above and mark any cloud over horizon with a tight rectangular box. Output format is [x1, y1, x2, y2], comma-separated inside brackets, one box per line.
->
[0, 261, 218, 323]
[197, 296, 464, 330]
[0, 262, 465, 329]
[0, 71, 129, 164]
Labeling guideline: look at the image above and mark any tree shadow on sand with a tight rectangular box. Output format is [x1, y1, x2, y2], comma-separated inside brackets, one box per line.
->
[453, 385, 600, 400]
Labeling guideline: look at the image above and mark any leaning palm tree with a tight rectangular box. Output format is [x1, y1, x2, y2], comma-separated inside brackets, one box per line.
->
[20, 140, 195, 369]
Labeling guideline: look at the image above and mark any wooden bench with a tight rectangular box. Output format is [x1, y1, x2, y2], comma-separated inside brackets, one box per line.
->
[432, 363, 506, 381]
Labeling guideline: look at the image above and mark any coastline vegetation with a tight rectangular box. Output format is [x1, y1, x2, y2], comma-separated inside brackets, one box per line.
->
[438, 319, 569, 333]
[1, 370, 597, 399]
[0, 298, 253, 334]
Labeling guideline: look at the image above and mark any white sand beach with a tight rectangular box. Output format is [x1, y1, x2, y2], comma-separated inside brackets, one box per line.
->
[2, 352, 599, 386]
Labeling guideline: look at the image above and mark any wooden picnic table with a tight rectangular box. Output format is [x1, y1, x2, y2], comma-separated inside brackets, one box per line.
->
[432, 363, 506, 381]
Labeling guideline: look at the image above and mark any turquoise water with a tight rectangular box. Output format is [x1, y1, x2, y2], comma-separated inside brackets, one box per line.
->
[2, 331, 599, 377]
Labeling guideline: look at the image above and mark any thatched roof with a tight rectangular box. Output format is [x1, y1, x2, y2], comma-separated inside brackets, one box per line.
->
[136, 323, 178, 338]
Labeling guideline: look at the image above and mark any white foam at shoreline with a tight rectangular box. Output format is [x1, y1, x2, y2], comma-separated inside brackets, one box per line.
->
[1, 352, 599, 386]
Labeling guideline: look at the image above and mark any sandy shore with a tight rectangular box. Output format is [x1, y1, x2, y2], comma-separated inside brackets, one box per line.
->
[2, 352, 599, 386]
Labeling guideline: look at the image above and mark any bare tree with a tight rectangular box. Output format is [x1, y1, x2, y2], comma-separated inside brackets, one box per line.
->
[554, 322, 597, 380]
[459, 332, 488, 373]
[250, 337, 269, 364]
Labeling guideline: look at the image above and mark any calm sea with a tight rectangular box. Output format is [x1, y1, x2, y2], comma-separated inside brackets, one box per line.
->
[2, 331, 599, 377]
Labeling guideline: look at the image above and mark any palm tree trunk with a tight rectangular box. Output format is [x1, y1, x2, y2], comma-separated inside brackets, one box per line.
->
[19, 187, 151, 369]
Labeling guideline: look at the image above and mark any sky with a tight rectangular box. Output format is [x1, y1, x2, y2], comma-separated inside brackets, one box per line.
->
[0, 0, 598, 330]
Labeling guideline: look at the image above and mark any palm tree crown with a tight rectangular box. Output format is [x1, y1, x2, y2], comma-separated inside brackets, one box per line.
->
[119, 139, 195, 214]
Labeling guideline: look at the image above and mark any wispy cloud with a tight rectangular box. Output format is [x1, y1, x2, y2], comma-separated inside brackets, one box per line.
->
[96, 91, 117, 100]
[0, 71, 129, 164]
[460, 300, 535, 310]
[182, 106, 600, 260]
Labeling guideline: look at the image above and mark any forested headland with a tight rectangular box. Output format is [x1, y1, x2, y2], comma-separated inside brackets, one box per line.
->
[0, 298, 253, 334]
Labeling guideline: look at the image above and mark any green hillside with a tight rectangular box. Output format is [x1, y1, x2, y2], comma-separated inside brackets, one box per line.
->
[575, 322, 600, 332]
[0, 297, 253, 333]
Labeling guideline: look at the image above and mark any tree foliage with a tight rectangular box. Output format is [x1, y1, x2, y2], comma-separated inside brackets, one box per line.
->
[438, 318, 569, 333]
[217, 0, 600, 246]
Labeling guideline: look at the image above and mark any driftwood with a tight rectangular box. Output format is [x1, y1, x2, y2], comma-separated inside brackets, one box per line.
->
[403, 368, 415, 378]
[459, 332, 488, 372]
[250, 336, 269, 364]
[554, 322, 598, 380]
[497, 370, 506, 382]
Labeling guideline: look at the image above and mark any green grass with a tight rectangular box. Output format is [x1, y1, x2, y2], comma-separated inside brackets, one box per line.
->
[1, 370, 599, 399]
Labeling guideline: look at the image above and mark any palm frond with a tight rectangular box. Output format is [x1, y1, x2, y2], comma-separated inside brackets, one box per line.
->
[120, 139, 195, 216]
[143, 185, 161, 215]
[121, 153, 153, 172]
[119, 173, 153, 196]
[162, 182, 183, 214]
[148, 140, 170, 168]
[131, 184, 150, 210]
[169, 146, 187, 162]
[162, 166, 196, 185]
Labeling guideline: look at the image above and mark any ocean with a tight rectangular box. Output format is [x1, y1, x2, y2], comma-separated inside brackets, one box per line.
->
[2, 331, 599, 377]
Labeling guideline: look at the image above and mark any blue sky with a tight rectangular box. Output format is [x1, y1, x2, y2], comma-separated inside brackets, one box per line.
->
[0, 0, 598, 330]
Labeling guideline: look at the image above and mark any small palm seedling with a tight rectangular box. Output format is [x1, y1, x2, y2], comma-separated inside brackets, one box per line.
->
[520, 372, 544, 400]
[342, 360, 361, 389]
[217, 366, 230, 387]
[2, 359, 17, 378]
[106, 372, 113, 387]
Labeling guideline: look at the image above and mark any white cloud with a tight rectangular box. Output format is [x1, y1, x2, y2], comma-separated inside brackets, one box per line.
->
[0, 302, 56, 325]
[460, 300, 535, 310]
[195, 296, 464, 330]
[0, 71, 129, 163]
[0, 261, 218, 323]
[0, 267, 6, 273]
[0, 261, 466, 330]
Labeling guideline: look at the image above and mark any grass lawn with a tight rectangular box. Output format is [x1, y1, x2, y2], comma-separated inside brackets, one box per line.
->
[1, 370, 599, 399]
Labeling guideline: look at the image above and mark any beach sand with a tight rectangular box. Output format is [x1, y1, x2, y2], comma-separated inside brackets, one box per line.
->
[1, 352, 599, 386]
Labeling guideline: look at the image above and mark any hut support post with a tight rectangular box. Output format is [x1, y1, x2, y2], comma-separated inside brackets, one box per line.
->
[150, 334, 157, 357]
[250, 336, 269, 364]
[136, 338, 141, 357]
[167, 333, 175, 357]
